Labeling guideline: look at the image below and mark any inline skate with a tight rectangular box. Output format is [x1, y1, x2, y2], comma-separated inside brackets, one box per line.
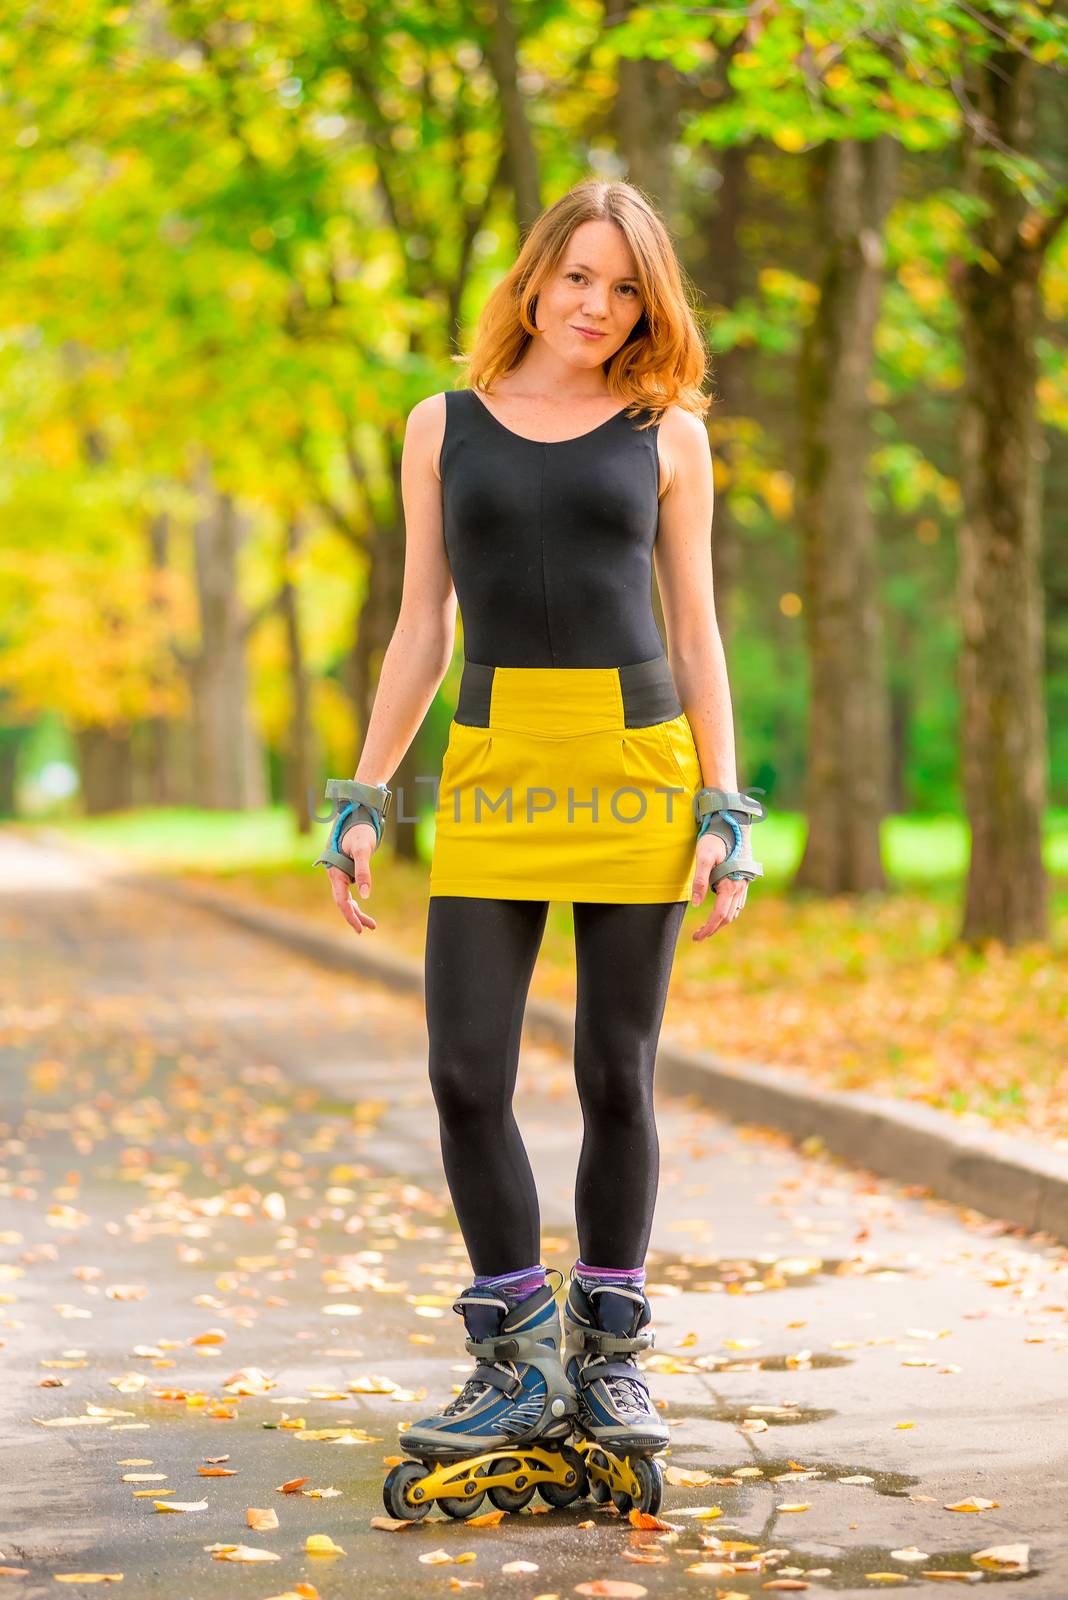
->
[382, 1272, 588, 1520]
[562, 1271, 668, 1515]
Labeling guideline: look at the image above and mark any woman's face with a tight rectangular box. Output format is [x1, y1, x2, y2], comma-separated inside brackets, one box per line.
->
[533, 219, 645, 368]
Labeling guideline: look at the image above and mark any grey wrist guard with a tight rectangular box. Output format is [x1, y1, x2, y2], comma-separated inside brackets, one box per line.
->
[313, 778, 392, 881]
[695, 786, 767, 889]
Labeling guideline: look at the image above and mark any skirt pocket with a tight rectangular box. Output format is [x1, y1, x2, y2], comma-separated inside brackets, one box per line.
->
[657, 713, 703, 794]
[438, 722, 493, 805]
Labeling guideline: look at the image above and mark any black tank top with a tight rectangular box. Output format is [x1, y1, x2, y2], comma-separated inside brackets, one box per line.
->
[439, 387, 666, 667]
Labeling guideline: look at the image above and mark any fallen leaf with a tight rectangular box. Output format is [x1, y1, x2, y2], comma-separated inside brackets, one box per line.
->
[305, 1534, 346, 1556]
[628, 1509, 681, 1532]
[663, 1466, 713, 1487]
[52, 1576, 124, 1585]
[369, 1515, 413, 1531]
[277, 1477, 309, 1494]
[574, 1584, 648, 1598]
[944, 1498, 999, 1512]
[502, 1560, 537, 1573]
[247, 1507, 279, 1531]
[210, 1544, 281, 1562]
[466, 1509, 506, 1527]
[972, 1543, 1029, 1571]
[153, 1500, 208, 1513]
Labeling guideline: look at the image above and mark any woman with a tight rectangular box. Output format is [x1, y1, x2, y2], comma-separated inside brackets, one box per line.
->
[315, 179, 763, 1506]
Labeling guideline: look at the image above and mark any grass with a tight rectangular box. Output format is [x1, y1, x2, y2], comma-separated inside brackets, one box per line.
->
[27, 804, 1068, 1145]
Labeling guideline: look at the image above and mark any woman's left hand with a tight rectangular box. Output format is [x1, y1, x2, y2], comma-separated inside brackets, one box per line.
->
[690, 831, 748, 939]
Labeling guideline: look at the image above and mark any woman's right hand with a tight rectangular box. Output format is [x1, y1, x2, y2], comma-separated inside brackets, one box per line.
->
[327, 820, 379, 934]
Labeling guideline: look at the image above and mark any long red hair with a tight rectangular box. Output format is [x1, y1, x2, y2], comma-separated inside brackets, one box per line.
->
[454, 179, 710, 429]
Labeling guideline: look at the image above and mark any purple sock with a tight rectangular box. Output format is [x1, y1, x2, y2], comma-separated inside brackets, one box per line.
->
[472, 1263, 547, 1304]
[575, 1258, 646, 1292]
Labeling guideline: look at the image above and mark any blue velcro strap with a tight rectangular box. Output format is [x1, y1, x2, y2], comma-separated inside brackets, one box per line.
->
[698, 808, 747, 882]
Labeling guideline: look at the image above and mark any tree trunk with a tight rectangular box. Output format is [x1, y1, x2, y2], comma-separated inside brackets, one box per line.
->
[955, 45, 1053, 945]
[794, 138, 898, 894]
[145, 509, 175, 806]
[487, 0, 540, 231]
[188, 463, 268, 811]
[75, 726, 134, 814]
[352, 449, 419, 859]
[281, 518, 313, 834]
[608, 0, 681, 218]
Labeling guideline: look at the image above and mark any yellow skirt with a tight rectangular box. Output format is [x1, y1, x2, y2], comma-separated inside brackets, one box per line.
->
[429, 658, 704, 904]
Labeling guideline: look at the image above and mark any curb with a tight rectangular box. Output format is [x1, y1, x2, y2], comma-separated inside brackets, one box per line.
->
[24, 828, 1068, 1243]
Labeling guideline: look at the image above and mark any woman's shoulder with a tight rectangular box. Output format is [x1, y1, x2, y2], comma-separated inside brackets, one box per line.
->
[654, 402, 708, 443]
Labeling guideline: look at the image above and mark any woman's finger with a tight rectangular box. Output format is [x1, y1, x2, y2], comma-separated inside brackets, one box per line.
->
[327, 865, 377, 934]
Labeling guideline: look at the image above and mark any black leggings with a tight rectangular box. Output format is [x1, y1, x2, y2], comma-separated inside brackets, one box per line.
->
[424, 895, 687, 1277]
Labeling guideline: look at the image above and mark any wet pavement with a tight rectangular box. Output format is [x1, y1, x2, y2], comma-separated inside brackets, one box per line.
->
[1, 831, 1065, 1596]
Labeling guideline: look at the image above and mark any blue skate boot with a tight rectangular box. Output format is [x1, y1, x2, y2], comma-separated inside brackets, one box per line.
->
[383, 1272, 588, 1520]
[563, 1271, 668, 1514]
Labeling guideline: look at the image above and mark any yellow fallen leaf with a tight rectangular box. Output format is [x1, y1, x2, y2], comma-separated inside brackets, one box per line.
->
[122, 1474, 167, 1483]
[210, 1544, 281, 1562]
[420, 1550, 455, 1565]
[305, 1534, 346, 1556]
[663, 1466, 713, 1487]
[574, 1583, 649, 1597]
[944, 1498, 999, 1512]
[53, 1576, 124, 1584]
[895, 1421, 915, 1429]
[919, 1573, 982, 1583]
[502, 1561, 537, 1573]
[369, 1515, 414, 1531]
[247, 1507, 279, 1530]
[972, 1543, 1029, 1571]
[153, 1500, 208, 1513]
[865, 1578, 909, 1585]
[775, 1503, 811, 1512]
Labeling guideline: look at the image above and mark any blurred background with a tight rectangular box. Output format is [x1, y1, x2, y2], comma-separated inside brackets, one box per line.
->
[1, 2, 1065, 1133]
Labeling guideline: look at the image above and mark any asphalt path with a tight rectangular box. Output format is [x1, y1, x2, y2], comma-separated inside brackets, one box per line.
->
[1, 831, 1064, 1596]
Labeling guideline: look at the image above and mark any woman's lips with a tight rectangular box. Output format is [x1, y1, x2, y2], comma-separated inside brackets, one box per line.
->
[573, 326, 606, 341]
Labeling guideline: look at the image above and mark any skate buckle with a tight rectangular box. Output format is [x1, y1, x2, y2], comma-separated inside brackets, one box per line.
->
[465, 1334, 521, 1362]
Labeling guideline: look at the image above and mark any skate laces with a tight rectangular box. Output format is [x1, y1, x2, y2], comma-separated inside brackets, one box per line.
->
[441, 1359, 520, 1415]
[583, 1354, 652, 1418]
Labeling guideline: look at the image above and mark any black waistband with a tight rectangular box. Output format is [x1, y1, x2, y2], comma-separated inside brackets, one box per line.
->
[455, 655, 683, 729]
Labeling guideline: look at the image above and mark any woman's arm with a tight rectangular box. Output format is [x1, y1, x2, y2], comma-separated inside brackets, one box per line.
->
[652, 405, 738, 794]
[346, 393, 457, 792]
[328, 393, 457, 931]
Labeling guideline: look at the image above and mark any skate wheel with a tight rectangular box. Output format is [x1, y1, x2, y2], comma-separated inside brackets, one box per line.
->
[538, 1443, 589, 1508]
[382, 1461, 432, 1521]
[630, 1455, 664, 1516]
[487, 1456, 537, 1513]
[437, 1460, 490, 1519]
[589, 1475, 612, 1505]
